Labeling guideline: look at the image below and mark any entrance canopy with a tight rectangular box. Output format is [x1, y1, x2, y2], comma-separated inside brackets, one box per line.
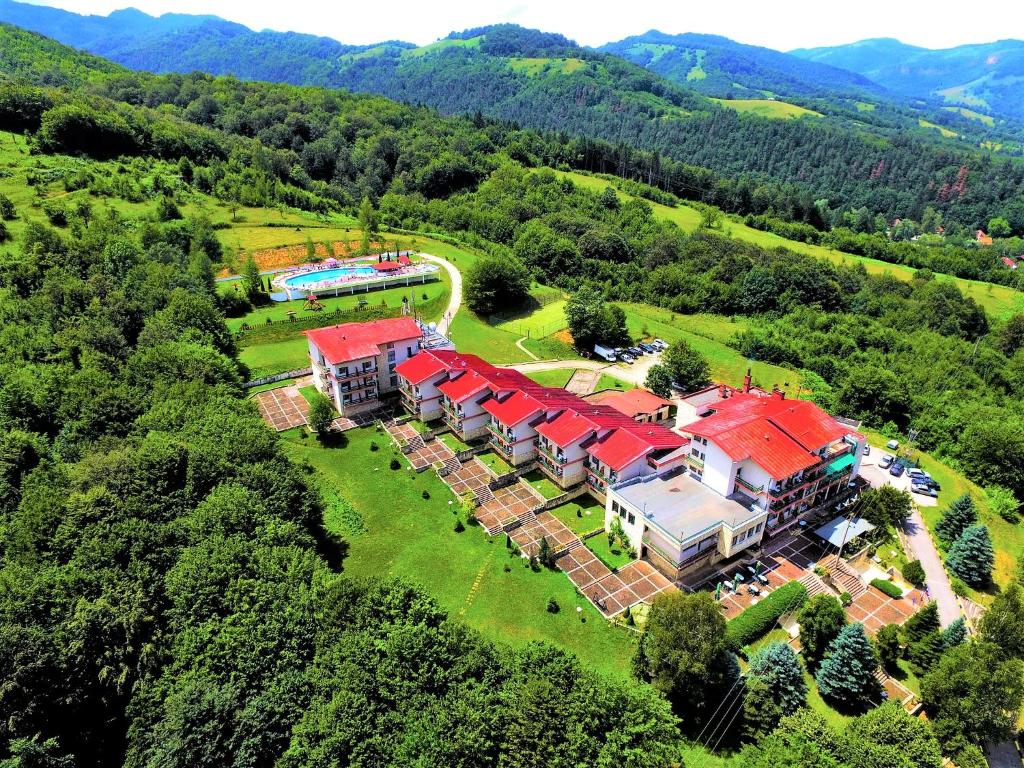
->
[813, 515, 875, 548]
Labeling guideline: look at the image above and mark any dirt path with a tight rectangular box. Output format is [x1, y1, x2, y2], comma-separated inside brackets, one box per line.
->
[515, 336, 540, 360]
[902, 509, 961, 627]
[505, 359, 648, 387]
[418, 252, 461, 334]
[566, 369, 600, 395]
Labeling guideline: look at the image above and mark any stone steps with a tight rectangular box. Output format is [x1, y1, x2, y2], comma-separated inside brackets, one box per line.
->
[798, 571, 833, 598]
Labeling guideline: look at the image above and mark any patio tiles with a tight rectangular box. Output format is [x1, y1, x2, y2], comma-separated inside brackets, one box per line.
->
[509, 512, 578, 557]
[444, 459, 491, 497]
[477, 483, 542, 532]
[405, 438, 456, 471]
[253, 386, 309, 431]
[556, 547, 611, 591]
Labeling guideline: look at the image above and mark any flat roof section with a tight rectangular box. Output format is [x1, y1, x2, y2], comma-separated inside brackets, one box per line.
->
[616, 470, 763, 545]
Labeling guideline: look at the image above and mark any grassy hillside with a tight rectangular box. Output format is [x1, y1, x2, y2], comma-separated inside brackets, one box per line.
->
[554, 169, 1024, 319]
[711, 97, 822, 119]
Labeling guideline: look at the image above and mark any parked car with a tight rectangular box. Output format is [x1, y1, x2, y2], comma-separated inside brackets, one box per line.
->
[627, 346, 644, 357]
[889, 462, 906, 477]
[907, 468, 926, 479]
[886, 439, 900, 450]
[618, 352, 635, 363]
[652, 339, 668, 350]
[878, 454, 894, 469]
[912, 483, 939, 498]
[862, 444, 871, 455]
[639, 343, 656, 354]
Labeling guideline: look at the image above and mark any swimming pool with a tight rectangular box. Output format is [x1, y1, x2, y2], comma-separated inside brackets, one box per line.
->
[283, 266, 378, 289]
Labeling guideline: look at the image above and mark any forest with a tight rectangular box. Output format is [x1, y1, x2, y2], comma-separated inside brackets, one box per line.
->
[2, 22, 1024, 768]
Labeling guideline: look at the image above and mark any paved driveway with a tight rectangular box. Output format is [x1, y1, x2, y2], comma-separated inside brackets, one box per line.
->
[903, 509, 960, 627]
[859, 450, 938, 507]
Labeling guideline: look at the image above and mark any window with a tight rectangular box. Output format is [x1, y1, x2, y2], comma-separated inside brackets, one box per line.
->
[390, 375, 398, 388]
[612, 500, 620, 514]
[406, 346, 413, 356]
[387, 350, 396, 362]
[627, 513, 635, 525]
[362, 361, 372, 370]
[342, 394, 350, 404]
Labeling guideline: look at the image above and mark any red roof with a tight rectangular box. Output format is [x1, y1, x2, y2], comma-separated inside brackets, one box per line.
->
[688, 392, 851, 480]
[394, 352, 449, 385]
[305, 317, 421, 365]
[372, 260, 404, 271]
[588, 429, 651, 471]
[483, 390, 545, 427]
[585, 388, 673, 418]
[536, 410, 598, 447]
[398, 254, 412, 265]
[438, 371, 490, 403]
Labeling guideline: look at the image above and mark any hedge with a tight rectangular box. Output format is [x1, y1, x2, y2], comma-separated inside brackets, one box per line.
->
[870, 578, 903, 598]
[725, 580, 808, 649]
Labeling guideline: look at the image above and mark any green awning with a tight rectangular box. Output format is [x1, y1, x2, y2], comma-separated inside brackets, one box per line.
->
[826, 453, 856, 474]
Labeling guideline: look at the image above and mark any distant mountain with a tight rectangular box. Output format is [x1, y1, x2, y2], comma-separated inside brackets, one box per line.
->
[598, 30, 885, 101]
[792, 37, 1024, 120]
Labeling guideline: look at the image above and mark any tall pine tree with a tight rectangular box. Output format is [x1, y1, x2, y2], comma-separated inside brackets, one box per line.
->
[946, 525, 994, 586]
[816, 623, 881, 711]
[936, 494, 977, 545]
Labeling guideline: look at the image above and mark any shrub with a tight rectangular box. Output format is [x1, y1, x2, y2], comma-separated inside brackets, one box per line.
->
[421, 490, 430, 500]
[546, 597, 560, 613]
[725, 581, 808, 649]
[453, 519, 465, 533]
[871, 578, 903, 598]
[503, 563, 511, 573]
[840, 592, 853, 606]
[901, 559, 925, 586]
[0, 219, 8, 243]
[370, 441, 379, 452]
[389, 457, 401, 470]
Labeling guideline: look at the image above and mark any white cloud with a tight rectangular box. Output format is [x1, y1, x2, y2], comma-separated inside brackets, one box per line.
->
[20, 0, 1023, 50]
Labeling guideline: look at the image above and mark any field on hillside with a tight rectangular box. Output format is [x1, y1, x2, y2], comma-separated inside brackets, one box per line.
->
[712, 98, 822, 119]
[555, 169, 1024, 319]
[283, 426, 634, 678]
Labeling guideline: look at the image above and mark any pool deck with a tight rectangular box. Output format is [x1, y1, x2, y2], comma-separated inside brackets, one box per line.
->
[273, 254, 440, 299]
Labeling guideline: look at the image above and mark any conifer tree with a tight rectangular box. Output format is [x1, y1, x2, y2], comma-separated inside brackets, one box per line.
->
[936, 494, 977, 545]
[946, 524, 994, 586]
[816, 623, 881, 711]
[904, 601, 940, 645]
[747, 641, 808, 716]
[941, 617, 968, 649]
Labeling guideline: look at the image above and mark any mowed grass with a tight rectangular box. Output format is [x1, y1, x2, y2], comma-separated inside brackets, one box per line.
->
[283, 426, 636, 678]
[548, 496, 605, 537]
[494, 298, 567, 337]
[712, 98, 823, 119]
[523, 368, 575, 388]
[554, 169, 1024, 319]
[618, 303, 800, 391]
[918, 118, 958, 138]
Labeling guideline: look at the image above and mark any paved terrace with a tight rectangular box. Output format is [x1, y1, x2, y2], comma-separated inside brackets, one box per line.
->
[476, 483, 546, 534]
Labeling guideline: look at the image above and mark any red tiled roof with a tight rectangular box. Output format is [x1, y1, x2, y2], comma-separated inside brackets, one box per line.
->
[536, 410, 598, 447]
[688, 392, 851, 480]
[394, 352, 449, 385]
[585, 388, 673, 418]
[483, 390, 545, 427]
[398, 254, 412, 265]
[438, 371, 490, 403]
[372, 260, 403, 271]
[588, 429, 651, 471]
[305, 317, 421, 365]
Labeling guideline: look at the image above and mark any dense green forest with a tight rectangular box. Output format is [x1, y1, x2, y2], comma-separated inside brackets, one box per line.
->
[2, 23, 1024, 768]
[2, 14, 1024, 233]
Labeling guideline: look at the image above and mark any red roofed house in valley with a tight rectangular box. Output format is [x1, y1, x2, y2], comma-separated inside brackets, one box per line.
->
[584, 387, 674, 423]
[306, 317, 423, 416]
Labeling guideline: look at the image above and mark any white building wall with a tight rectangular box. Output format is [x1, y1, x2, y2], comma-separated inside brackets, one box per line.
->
[699, 440, 736, 497]
[376, 335, 421, 394]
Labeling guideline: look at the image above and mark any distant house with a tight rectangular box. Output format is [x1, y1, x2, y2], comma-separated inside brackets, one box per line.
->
[305, 317, 423, 416]
[976, 229, 994, 246]
[1000, 256, 1018, 270]
[584, 388, 674, 424]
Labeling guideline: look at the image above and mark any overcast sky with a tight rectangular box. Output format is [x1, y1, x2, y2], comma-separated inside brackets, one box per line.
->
[22, 0, 1021, 50]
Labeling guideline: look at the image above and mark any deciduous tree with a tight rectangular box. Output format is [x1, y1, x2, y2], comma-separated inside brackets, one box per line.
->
[798, 594, 846, 671]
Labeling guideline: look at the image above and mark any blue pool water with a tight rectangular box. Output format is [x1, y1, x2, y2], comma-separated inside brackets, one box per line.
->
[283, 266, 378, 289]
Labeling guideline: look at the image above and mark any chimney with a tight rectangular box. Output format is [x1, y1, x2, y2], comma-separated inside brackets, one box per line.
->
[771, 385, 784, 401]
[743, 367, 752, 394]
[719, 384, 727, 398]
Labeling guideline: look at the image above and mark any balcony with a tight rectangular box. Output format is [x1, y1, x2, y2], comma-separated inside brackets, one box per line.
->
[686, 454, 704, 470]
[486, 421, 514, 444]
[733, 475, 764, 495]
[537, 441, 568, 465]
[334, 366, 378, 384]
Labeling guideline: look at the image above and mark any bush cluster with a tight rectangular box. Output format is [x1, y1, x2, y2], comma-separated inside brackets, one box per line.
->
[725, 581, 808, 649]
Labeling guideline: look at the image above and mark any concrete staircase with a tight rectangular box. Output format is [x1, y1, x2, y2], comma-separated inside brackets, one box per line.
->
[474, 485, 495, 507]
[830, 558, 868, 599]
[439, 456, 463, 477]
[798, 571, 833, 598]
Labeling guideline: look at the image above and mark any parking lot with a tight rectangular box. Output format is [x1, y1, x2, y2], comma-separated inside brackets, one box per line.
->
[859, 448, 939, 507]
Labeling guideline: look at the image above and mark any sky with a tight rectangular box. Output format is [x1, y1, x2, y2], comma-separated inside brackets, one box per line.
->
[22, 0, 1022, 50]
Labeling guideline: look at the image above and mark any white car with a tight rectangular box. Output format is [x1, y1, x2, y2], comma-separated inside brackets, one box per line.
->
[878, 454, 894, 469]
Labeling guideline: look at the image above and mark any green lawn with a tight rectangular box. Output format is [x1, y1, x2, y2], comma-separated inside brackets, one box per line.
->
[448, 311, 533, 364]
[521, 333, 582, 361]
[805, 670, 854, 730]
[477, 450, 513, 476]
[298, 385, 319, 405]
[712, 98, 823, 119]
[282, 426, 635, 677]
[548, 496, 605, 537]
[240, 337, 311, 379]
[524, 368, 575, 388]
[595, 373, 632, 391]
[436, 431, 472, 453]
[245, 378, 296, 394]
[522, 470, 563, 500]
[618, 304, 800, 391]
[554, 169, 1024, 319]
[586, 534, 634, 570]
[494, 299, 568, 338]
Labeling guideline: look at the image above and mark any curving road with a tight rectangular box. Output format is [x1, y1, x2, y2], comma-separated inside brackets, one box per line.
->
[418, 252, 462, 335]
[902, 509, 961, 627]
